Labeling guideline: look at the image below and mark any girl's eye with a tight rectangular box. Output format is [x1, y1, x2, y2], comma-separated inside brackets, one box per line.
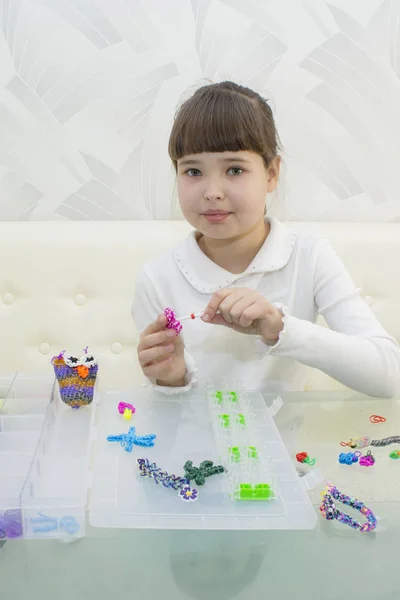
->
[227, 167, 243, 175]
[186, 168, 202, 177]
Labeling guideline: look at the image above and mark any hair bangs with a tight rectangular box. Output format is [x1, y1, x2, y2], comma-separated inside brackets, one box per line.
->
[169, 91, 265, 161]
[168, 82, 280, 170]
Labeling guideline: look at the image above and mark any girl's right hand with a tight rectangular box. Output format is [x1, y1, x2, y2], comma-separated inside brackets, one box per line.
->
[137, 314, 186, 387]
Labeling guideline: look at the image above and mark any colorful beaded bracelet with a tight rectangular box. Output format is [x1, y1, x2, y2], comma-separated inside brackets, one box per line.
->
[342, 435, 400, 449]
[320, 484, 377, 532]
[137, 458, 199, 502]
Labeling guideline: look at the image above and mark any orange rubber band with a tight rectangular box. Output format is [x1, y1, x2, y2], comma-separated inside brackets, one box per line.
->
[369, 414, 386, 424]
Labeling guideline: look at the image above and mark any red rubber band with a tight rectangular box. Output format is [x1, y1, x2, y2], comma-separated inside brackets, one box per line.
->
[369, 414, 386, 423]
[340, 441, 349, 447]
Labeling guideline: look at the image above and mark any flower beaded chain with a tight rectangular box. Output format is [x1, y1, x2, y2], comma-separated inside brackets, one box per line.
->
[320, 484, 377, 532]
[137, 458, 199, 502]
[341, 435, 400, 449]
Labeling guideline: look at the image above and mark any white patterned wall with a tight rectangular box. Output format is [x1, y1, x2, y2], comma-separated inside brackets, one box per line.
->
[1, 0, 400, 222]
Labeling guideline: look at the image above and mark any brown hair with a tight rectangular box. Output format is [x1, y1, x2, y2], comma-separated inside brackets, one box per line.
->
[168, 81, 281, 171]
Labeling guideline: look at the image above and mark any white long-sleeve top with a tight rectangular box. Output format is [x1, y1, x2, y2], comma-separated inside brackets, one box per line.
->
[132, 217, 400, 398]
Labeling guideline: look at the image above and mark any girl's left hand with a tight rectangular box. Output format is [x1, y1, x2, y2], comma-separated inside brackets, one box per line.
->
[201, 288, 284, 345]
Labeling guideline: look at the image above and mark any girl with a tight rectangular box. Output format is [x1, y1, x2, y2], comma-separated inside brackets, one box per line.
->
[132, 81, 400, 398]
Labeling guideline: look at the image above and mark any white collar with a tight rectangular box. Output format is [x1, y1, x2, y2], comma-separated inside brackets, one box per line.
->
[173, 217, 297, 294]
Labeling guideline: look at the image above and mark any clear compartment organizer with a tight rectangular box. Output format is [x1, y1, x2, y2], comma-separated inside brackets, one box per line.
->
[0, 373, 92, 540]
[89, 382, 317, 530]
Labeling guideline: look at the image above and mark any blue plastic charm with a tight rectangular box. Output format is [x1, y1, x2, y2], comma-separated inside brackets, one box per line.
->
[59, 516, 80, 535]
[31, 512, 79, 535]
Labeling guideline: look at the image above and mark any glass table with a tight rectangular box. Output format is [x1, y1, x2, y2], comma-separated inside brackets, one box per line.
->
[1, 390, 399, 600]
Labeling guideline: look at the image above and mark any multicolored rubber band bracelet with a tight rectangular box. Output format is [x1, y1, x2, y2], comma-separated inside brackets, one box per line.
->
[341, 435, 400, 449]
[319, 484, 377, 532]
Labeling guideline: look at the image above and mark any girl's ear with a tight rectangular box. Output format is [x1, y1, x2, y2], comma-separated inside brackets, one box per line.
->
[267, 156, 281, 193]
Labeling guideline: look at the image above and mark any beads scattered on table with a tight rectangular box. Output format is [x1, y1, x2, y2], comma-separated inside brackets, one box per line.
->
[389, 450, 400, 459]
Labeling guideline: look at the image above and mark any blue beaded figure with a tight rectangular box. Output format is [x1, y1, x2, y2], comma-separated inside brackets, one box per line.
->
[107, 426, 156, 453]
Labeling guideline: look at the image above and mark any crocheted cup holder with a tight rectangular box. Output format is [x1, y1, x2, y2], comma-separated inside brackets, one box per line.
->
[51, 349, 98, 409]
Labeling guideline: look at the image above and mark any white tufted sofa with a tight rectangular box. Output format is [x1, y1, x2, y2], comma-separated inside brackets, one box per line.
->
[1, 221, 398, 393]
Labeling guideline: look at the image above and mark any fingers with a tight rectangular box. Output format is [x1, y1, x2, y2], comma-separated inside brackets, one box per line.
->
[142, 356, 173, 378]
[203, 289, 260, 325]
[138, 314, 183, 370]
[140, 313, 168, 337]
[208, 303, 258, 329]
[202, 289, 243, 322]
[138, 329, 176, 351]
[138, 342, 175, 366]
[228, 298, 259, 328]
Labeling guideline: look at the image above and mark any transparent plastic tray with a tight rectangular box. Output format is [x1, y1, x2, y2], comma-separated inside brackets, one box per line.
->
[89, 385, 317, 530]
[0, 373, 53, 540]
[0, 373, 93, 541]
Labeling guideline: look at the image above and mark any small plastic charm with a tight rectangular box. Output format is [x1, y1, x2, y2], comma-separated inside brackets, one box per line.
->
[178, 485, 199, 502]
[338, 451, 361, 465]
[107, 426, 156, 453]
[389, 450, 400, 459]
[296, 452, 316, 466]
[0, 509, 23, 539]
[118, 402, 135, 416]
[164, 307, 182, 335]
[30, 512, 79, 535]
[359, 450, 375, 466]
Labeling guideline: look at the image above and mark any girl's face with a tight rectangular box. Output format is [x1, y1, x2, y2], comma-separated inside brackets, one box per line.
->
[176, 151, 280, 239]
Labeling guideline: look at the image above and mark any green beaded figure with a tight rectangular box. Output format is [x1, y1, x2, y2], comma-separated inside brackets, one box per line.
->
[183, 460, 225, 486]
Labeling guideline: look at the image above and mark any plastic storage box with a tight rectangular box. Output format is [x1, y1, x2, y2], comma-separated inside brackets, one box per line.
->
[2, 376, 318, 538]
[0, 372, 92, 540]
[89, 383, 317, 530]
